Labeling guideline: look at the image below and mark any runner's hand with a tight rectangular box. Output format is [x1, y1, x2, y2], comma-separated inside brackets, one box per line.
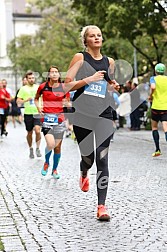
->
[148, 95, 152, 102]
[90, 70, 106, 82]
[37, 107, 44, 115]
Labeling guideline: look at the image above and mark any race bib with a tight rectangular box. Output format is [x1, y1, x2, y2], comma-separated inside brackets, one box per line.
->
[44, 114, 58, 125]
[0, 108, 4, 115]
[29, 99, 34, 105]
[84, 80, 107, 98]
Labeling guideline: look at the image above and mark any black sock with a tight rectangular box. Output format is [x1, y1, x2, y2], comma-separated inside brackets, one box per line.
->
[152, 130, 160, 151]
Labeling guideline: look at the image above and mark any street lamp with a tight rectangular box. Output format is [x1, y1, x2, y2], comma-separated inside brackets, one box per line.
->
[133, 47, 138, 84]
[13, 16, 18, 92]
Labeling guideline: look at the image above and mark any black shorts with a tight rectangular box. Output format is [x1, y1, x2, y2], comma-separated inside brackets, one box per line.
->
[24, 114, 41, 132]
[11, 107, 21, 116]
[151, 109, 167, 122]
[4, 106, 10, 116]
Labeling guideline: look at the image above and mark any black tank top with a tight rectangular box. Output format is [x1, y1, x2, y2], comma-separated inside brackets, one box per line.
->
[73, 51, 113, 118]
[76, 51, 111, 81]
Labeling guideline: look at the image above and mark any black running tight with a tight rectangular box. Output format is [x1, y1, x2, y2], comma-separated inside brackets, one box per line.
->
[0, 114, 7, 136]
[73, 116, 113, 205]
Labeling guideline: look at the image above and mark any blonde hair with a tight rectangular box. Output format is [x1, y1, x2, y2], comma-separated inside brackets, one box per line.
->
[80, 25, 101, 48]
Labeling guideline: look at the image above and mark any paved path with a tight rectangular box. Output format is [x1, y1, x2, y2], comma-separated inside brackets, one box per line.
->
[0, 122, 167, 252]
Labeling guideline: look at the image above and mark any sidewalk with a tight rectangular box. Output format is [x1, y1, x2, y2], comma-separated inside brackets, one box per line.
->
[0, 122, 167, 252]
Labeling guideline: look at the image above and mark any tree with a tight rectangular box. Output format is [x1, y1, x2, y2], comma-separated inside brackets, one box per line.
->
[7, 0, 82, 80]
[72, 0, 167, 75]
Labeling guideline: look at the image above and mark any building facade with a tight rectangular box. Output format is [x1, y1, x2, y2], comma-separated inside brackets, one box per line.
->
[0, 0, 42, 92]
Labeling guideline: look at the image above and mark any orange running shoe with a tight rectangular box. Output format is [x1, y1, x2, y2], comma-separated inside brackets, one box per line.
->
[52, 170, 60, 179]
[41, 162, 49, 176]
[79, 176, 89, 192]
[97, 205, 110, 221]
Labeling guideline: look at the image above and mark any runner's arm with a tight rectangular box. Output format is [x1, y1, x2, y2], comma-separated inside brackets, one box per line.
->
[107, 57, 119, 87]
[149, 76, 156, 102]
[64, 53, 109, 92]
[34, 91, 43, 114]
[16, 97, 31, 105]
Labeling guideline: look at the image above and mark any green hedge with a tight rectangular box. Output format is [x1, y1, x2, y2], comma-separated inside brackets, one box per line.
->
[0, 238, 4, 251]
[145, 107, 152, 130]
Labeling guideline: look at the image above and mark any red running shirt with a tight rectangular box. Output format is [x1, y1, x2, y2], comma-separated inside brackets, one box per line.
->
[0, 89, 10, 109]
[36, 82, 70, 122]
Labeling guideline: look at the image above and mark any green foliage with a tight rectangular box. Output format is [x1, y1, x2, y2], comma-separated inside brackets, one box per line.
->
[7, 0, 167, 79]
[7, 35, 44, 76]
[72, 0, 167, 74]
[0, 238, 4, 250]
[145, 107, 152, 130]
[7, 0, 82, 80]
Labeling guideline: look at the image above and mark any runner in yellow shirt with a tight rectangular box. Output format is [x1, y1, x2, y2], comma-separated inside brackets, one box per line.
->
[17, 71, 42, 158]
[149, 63, 167, 157]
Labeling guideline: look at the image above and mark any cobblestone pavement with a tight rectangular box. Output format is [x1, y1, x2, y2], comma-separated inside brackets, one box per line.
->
[0, 122, 167, 252]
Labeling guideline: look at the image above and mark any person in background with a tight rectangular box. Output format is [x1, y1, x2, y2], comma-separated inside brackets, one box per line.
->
[116, 86, 131, 129]
[0, 80, 12, 140]
[10, 91, 22, 127]
[125, 80, 132, 92]
[35, 66, 70, 179]
[130, 83, 141, 130]
[149, 63, 167, 157]
[17, 71, 42, 158]
[64, 90, 76, 140]
[2, 79, 13, 136]
[109, 83, 120, 142]
[16, 76, 28, 120]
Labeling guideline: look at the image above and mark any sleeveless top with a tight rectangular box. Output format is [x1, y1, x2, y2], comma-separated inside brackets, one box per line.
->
[73, 51, 113, 118]
[151, 75, 167, 110]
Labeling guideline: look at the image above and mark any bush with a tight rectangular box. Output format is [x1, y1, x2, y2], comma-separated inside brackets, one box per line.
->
[145, 107, 152, 130]
[0, 238, 4, 251]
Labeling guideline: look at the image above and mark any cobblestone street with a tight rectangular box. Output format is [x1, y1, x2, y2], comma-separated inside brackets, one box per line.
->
[0, 122, 167, 252]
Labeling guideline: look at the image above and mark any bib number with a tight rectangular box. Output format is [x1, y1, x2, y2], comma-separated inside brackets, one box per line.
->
[44, 114, 58, 125]
[29, 99, 34, 105]
[84, 80, 107, 98]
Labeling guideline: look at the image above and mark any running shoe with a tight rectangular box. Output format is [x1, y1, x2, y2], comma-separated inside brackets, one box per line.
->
[29, 147, 34, 159]
[3, 130, 8, 136]
[65, 130, 71, 138]
[71, 131, 75, 140]
[97, 205, 110, 221]
[41, 162, 49, 176]
[52, 170, 60, 179]
[0, 135, 4, 142]
[152, 150, 162, 157]
[79, 176, 89, 192]
[36, 148, 42, 157]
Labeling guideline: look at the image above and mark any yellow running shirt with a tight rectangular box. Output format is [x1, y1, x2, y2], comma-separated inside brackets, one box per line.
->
[17, 84, 39, 114]
[150, 75, 167, 110]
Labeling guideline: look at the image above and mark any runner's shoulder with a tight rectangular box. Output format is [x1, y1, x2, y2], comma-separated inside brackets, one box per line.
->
[107, 57, 115, 65]
[72, 52, 84, 62]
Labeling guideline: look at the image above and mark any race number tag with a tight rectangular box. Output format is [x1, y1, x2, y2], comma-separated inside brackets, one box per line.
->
[0, 108, 4, 114]
[29, 99, 34, 105]
[44, 114, 58, 125]
[84, 80, 107, 98]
